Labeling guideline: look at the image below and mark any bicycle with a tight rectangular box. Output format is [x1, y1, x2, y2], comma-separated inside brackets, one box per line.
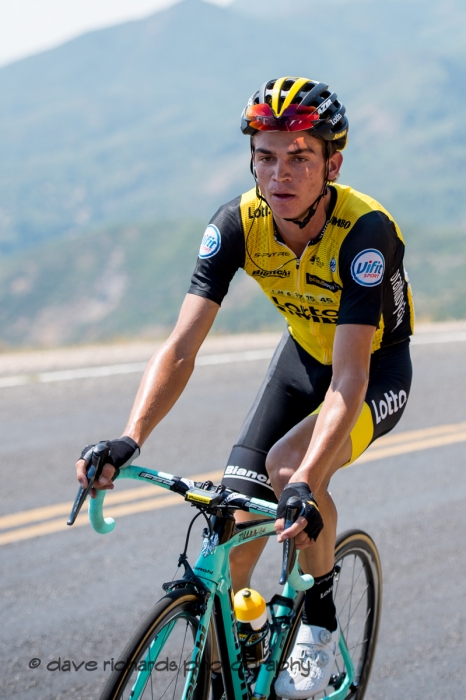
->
[69, 446, 382, 700]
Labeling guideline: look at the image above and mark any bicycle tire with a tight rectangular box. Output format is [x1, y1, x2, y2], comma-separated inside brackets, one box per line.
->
[332, 529, 382, 700]
[99, 588, 213, 700]
[273, 529, 382, 700]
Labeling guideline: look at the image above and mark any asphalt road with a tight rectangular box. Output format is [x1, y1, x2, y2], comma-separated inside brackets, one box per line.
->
[1, 338, 465, 700]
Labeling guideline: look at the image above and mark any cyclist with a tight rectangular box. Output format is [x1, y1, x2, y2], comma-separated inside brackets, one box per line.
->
[76, 77, 414, 698]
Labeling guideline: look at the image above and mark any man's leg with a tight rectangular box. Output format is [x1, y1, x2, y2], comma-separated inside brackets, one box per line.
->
[230, 511, 269, 591]
[266, 413, 351, 578]
[269, 414, 351, 699]
[222, 332, 331, 593]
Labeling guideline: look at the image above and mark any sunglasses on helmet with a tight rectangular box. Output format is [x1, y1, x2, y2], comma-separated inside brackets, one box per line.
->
[245, 103, 320, 132]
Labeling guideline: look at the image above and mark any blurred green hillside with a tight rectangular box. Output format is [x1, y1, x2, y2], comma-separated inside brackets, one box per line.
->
[1, 217, 464, 348]
[0, 0, 465, 347]
[0, 0, 465, 254]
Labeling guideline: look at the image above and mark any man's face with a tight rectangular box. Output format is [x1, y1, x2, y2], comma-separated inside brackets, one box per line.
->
[252, 131, 342, 221]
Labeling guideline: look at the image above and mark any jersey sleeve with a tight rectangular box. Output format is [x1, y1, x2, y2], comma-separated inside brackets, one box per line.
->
[338, 210, 398, 327]
[188, 196, 245, 306]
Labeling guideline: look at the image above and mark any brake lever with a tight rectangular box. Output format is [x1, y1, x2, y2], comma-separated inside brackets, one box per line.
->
[279, 496, 302, 585]
[67, 441, 110, 526]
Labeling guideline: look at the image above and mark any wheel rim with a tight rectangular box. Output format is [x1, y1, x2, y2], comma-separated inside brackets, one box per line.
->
[330, 536, 381, 698]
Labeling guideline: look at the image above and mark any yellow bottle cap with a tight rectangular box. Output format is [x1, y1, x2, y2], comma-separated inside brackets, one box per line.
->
[233, 588, 266, 622]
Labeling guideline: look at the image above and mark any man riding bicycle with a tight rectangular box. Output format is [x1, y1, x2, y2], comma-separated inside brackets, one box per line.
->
[76, 77, 413, 698]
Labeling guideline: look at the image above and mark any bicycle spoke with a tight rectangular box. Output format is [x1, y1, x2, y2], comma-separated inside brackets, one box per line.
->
[172, 621, 189, 700]
[345, 583, 370, 626]
[336, 558, 365, 631]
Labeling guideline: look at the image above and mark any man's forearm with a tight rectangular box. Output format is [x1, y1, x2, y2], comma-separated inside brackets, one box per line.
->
[121, 293, 219, 447]
[291, 373, 368, 492]
[123, 339, 196, 446]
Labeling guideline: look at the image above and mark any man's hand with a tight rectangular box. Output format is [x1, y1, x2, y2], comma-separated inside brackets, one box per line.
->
[75, 436, 140, 496]
[275, 482, 324, 550]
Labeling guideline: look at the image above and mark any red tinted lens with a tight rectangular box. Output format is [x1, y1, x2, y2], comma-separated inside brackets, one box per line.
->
[246, 103, 274, 118]
[246, 103, 320, 132]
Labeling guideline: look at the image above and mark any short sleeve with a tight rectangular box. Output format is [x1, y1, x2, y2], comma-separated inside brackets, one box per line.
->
[188, 196, 245, 306]
[338, 211, 397, 327]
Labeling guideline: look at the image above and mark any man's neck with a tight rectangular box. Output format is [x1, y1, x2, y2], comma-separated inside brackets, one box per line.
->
[274, 188, 333, 258]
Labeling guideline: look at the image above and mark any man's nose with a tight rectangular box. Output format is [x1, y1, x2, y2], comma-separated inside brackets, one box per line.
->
[273, 159, 291, 181]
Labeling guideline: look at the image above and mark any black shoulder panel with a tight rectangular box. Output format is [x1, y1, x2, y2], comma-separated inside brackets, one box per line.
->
[338, 210, 400, 328]
[188, 196, 245, 306]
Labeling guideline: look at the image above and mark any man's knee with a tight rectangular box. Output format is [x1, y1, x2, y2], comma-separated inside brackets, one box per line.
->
[266, 439, 302, 494]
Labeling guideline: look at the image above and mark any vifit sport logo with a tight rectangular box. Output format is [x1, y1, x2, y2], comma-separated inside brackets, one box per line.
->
[351, 249, 385, 287]
[198, 225, 221, 259]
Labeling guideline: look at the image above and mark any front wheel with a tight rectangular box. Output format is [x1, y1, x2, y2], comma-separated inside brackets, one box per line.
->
[332, 529, 382, 700]
[273, 529, 382, 700]
[99, 588, 212, 700]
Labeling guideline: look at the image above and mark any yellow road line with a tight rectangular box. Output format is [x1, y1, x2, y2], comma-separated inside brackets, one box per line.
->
[373, 420, 466, 447]
[2, 422, 466, 547]
[357, 429, 466, 464]
[0, 469, 223, 531]
[0, 485, 160, 530]
[0, 471, 224, 546]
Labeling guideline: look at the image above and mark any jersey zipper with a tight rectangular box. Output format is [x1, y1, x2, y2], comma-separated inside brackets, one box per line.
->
[295, 244, 310, 296]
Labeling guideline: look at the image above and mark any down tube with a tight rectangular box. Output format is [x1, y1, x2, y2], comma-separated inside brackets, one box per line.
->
[192, 543, 249, 700]
[213, 584, 249, 700]
[181, 592, 216, 700]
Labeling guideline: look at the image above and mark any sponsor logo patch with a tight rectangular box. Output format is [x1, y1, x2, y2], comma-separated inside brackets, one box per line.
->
[252, 269, 290, 278]
[390, 269, 407, 329]
[248, 205, 271, 219]
[351, 249, 385, 287]
[317, 97, 332, 115]
[371, 390, 408, 425]
[310, 254, 325, 268]
[305, 273, 342, 293]
[330, 257, 337, 273]
[272, 297, 338, 323]
[271, 289, 336, 305]
[199, 224, 221, 259]
[331, 216, 351, 229]
[254, 251, 290, 258]
[224, 465, 274, 490]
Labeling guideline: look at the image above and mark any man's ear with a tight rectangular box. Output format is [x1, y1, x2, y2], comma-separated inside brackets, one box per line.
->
[328, 151, 343, 181]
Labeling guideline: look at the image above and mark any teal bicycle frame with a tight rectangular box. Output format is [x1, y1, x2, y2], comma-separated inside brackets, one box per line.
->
[89, 466, 356, 700]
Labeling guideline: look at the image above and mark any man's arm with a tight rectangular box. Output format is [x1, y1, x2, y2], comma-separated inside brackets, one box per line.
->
[290, 323, 375, 493]
[76, 293, 219, 489]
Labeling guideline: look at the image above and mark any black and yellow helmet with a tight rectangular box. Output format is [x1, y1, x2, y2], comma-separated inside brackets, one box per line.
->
[241, 76, 348, 148]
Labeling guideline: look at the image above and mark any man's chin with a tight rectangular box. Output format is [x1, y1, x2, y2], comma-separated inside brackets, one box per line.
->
[273, 207, 311, 223]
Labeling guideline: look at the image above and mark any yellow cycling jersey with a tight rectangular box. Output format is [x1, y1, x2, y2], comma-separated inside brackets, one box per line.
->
[190, 183, 414, 365]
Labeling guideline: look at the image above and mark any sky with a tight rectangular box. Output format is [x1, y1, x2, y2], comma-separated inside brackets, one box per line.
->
[0, 0, 233, 68]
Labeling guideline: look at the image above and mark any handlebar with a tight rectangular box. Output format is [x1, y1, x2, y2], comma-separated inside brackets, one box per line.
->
[67, 442, 109, 526]
[69, 461, 314, 591]
[279, 496, 301, 585]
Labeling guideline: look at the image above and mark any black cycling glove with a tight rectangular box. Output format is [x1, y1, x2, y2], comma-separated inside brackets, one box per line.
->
[80, 436, 140, 476]
[276, 482, 324, 542]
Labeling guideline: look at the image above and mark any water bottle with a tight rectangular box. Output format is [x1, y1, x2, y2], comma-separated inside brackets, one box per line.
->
[233, 588, 270, 667]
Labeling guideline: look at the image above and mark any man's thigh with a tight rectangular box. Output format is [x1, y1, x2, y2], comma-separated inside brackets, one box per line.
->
[350, 339, 413, 462]
[262, 338, 413, 479]
[222, 331, 332, 502]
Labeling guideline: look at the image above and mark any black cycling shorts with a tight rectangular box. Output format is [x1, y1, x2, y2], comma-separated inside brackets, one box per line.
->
[222, 330, 412, 503]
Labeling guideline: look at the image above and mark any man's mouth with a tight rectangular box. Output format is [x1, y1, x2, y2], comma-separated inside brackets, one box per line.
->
[271, 192, 295, 201]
